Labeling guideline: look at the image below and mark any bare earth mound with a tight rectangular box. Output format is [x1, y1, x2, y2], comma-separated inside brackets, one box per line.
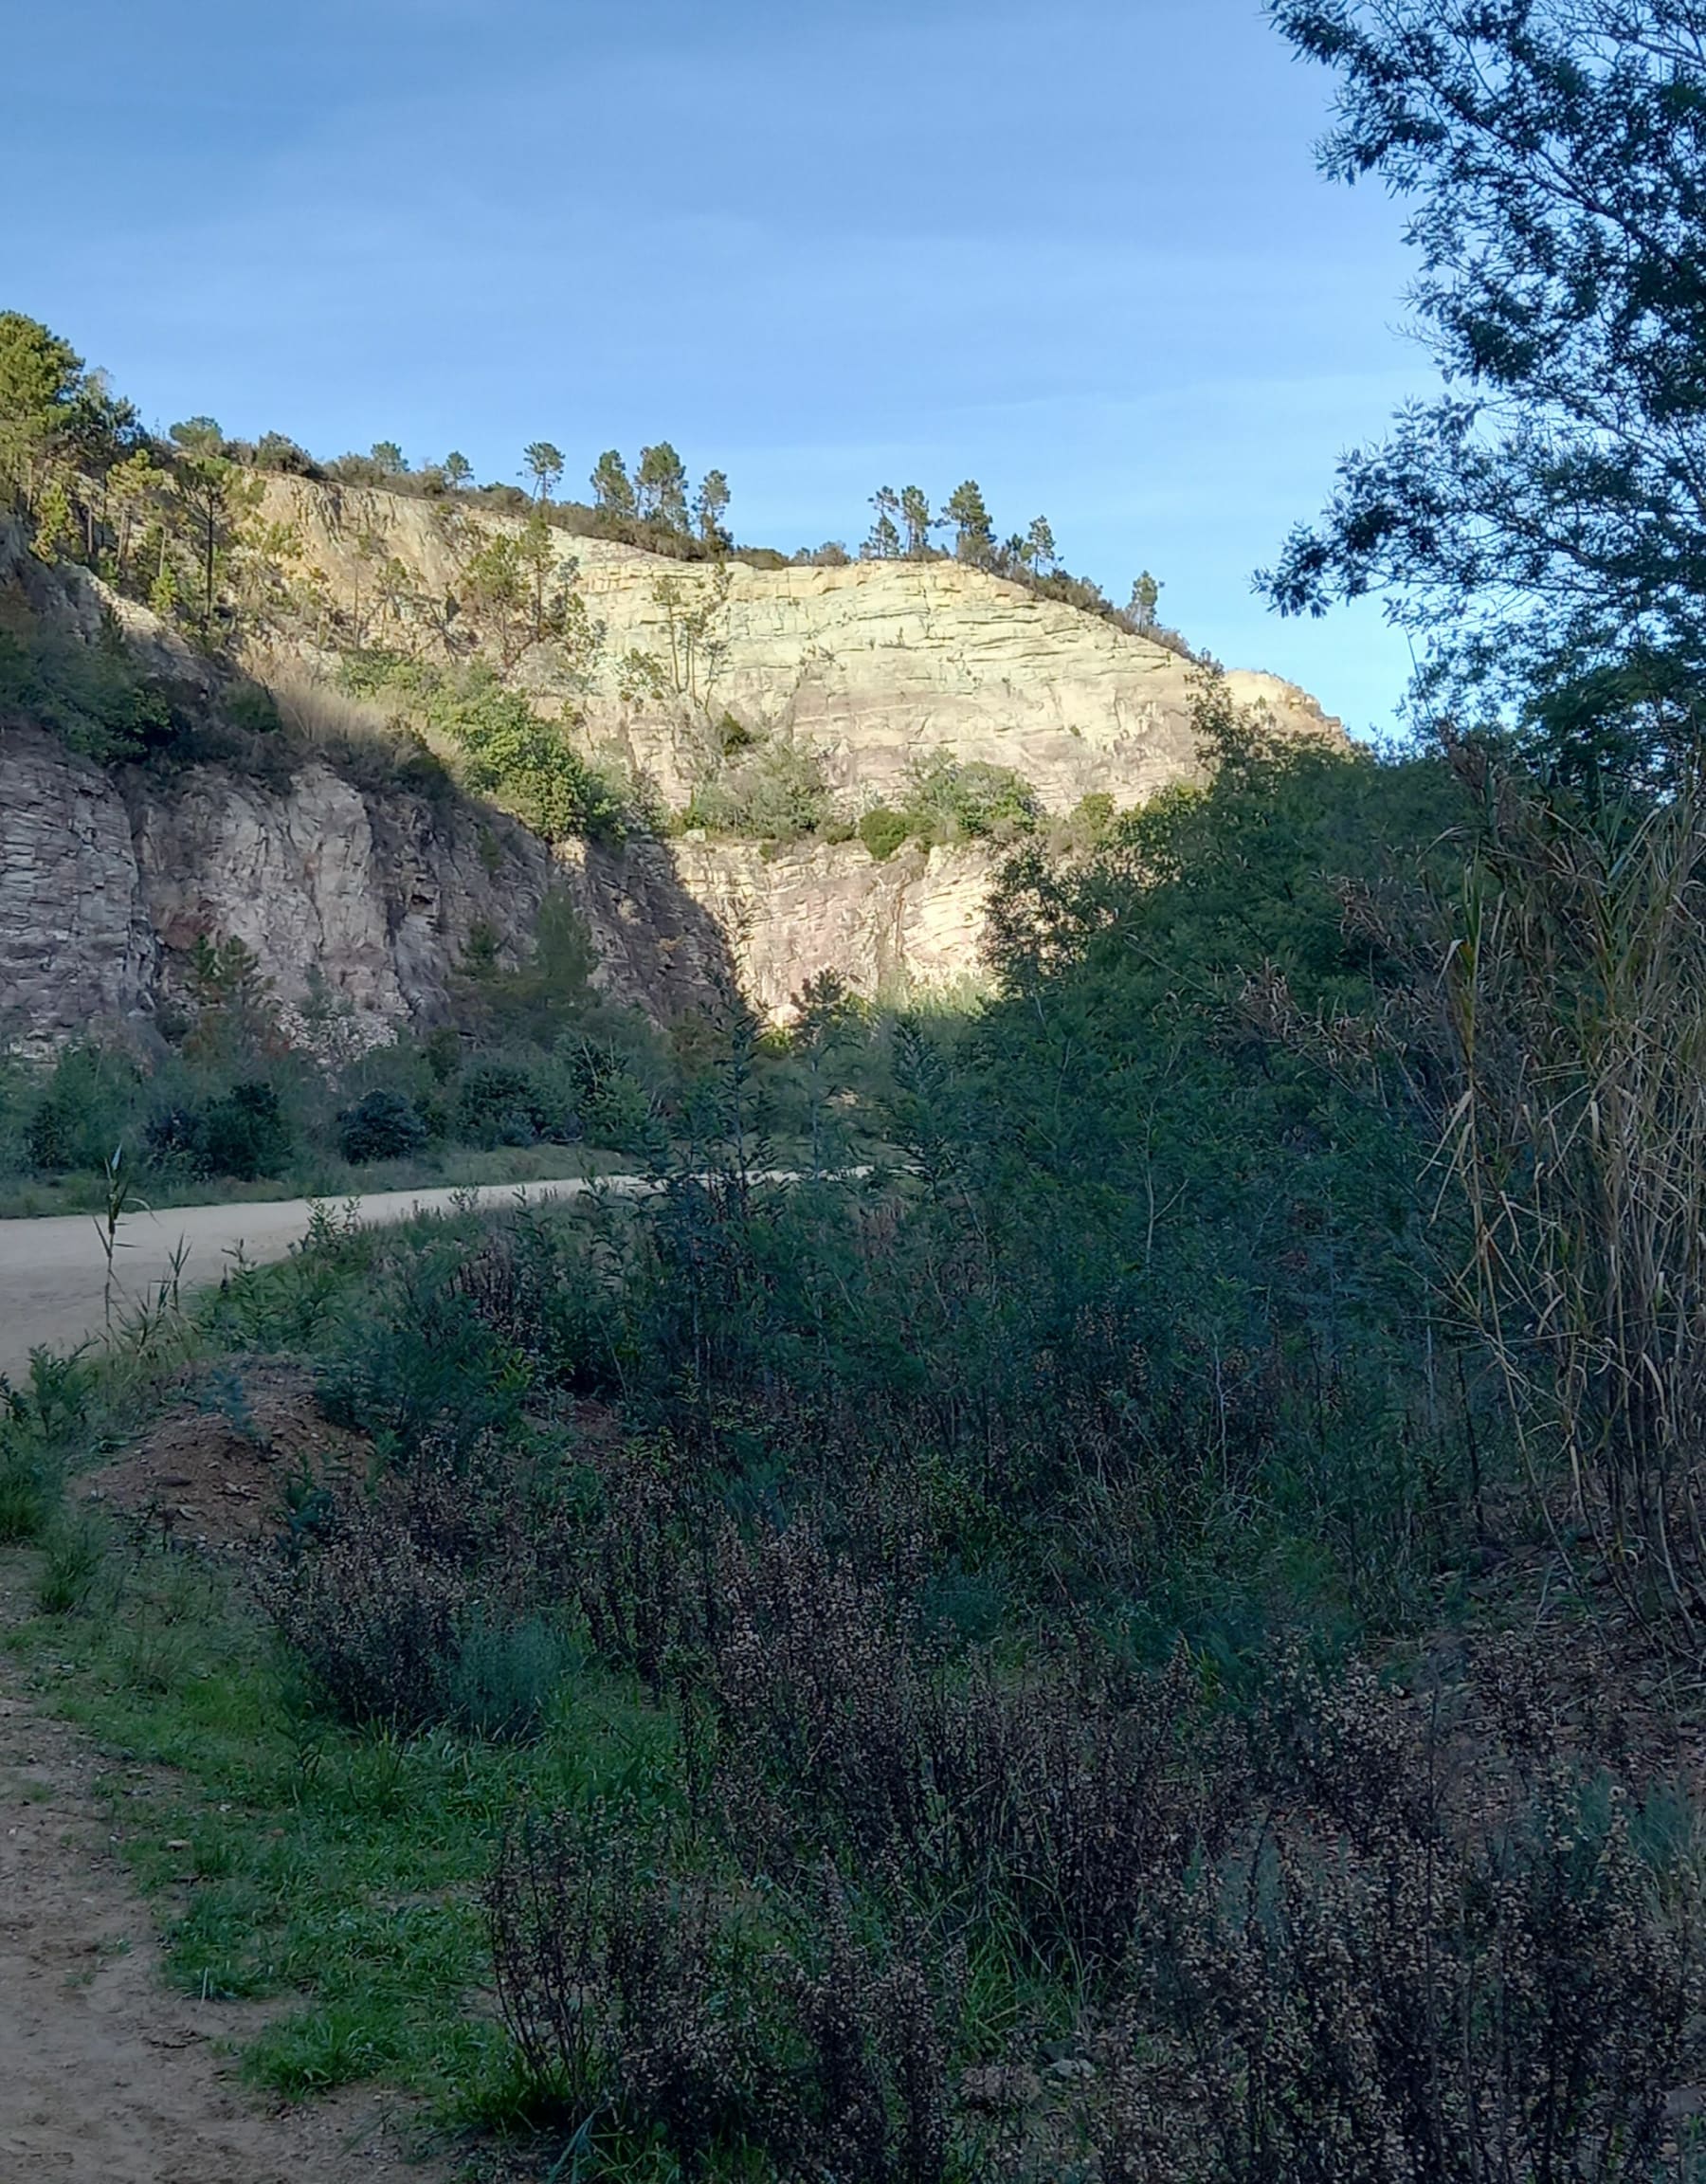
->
[80, 1362, 363, 1552]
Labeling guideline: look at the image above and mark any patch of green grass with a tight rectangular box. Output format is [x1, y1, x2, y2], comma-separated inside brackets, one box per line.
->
[1, 1537, 679, 2119]
[0, 1451, 52, 1543]
[34, 1512, 106, 1614]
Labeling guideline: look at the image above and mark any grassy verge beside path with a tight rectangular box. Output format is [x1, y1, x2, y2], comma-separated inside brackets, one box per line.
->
[1, 1535, 672, 2129]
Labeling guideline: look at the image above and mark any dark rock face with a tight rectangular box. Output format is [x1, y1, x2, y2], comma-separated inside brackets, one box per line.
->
[0, 724, 754, 1050]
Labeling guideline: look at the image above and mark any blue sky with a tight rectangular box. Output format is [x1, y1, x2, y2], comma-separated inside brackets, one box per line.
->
[6, 0, 1428, 736]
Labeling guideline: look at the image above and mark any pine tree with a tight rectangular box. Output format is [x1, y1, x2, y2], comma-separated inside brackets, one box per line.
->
[30, 475, 76, 562]
[590, 449, 636, 520]
[523, 441, 565, 503]
[107, 449, 162, 587]
[0, 312, 83, 506]
[943, 480, 995, 567]
[168, 422, 260, 635]
[864, 487, 902, 559]
[636, 443, 689, 530]
[695, 469, 732, 548]
[898, 486, 933, 559]
[1129, 571, 1161, 631]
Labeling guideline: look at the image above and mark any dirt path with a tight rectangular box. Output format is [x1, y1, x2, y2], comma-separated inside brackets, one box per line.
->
[0, 1173, 624, 1381]
[0, 1646, 445, 2183]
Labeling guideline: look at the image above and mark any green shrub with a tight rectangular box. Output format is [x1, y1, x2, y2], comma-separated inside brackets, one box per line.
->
[901, 754, 1039, 843]
[317, 1262, 526, 1466]
[17, 1347, 97, 1440]
[219, 679, 281, 737]
[556, 1035, 659, 1156]
[148, 1079, 294, 1180]
[263, 1457, 564, 1737]
[0, 1445, 51, 1543]
[337, 1088, 428, 1164]
[264, 1514, 466, 1728]
[144, 1103, 206, 1174]
[0, 622, 175, 762]
[342, 660, 632, 843]
[203, 1083, 293, 1178]
[684, 734, 834, 841]
[856, 762, 1039, 861]
[577, 1068, 658, 1156]
[24, 1046, 137, 1173]
[445, 1612, 569, 1740]
[859, 806, 910, 862]
[454, 1061, 568, 1149]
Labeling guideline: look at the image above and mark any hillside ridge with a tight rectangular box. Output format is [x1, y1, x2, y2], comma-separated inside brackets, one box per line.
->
[257, 476, 1342, 819]
[3, 471, 1345, 1043]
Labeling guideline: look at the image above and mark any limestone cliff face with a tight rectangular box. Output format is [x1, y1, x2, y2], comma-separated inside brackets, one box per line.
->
[0, 724, 157, 1046]
[3, 482, 1343, 1047]
[664, 835, 997, 1018]
[258, 480, 1340, 816]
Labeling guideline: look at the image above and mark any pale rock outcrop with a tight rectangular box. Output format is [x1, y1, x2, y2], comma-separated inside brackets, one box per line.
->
[258, 480, 1341, 815]
[2, 482, 1344, 1047]
[0, 720, 991, 1048]
[667, 835, 998, 1018]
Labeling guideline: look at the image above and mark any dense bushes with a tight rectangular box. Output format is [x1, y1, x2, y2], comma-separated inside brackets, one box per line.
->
[339, 656, 634, 843]
[89, 682, 1702, 2177]
[0, 1021, 652, 1200]
[489, 1814, 953, 2182]
[460, 1418, 1697, 2183]
[681, 730, 835, 841]
[336, 1087, 427, 1163]
[148, 1079, 293, 1180]
[860, 755, 1041, 860]
[902, 755, 1039, 842]
[23, 1046, 138, 1171]
[263, 1475, 567, 1738]
[1097, 1650, 1700, 2184]
[0, 619, 175, 762]
[859, 805, 912, 861]
[677, 738, 1042, 854]
[453, 1060, 570, 1149]
[0, 883, 667, 1199]
[462, 1388, 1700, 2173]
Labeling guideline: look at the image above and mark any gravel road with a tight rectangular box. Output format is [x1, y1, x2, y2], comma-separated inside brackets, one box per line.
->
[0, 1174, 619, 1381]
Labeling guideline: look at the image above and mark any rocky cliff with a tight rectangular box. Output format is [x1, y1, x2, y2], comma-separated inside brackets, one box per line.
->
[0, 719, 994, 1049]
[259, 480, 1339, 816]
[0, 720, 546, 1052]
[2, 482, 1343, 1047]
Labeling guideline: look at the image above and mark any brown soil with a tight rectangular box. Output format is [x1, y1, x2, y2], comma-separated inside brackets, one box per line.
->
[0, 1367, 454, 2179]
[0, 1632, 449, 2183]
[79, 1362, 365, 1551]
